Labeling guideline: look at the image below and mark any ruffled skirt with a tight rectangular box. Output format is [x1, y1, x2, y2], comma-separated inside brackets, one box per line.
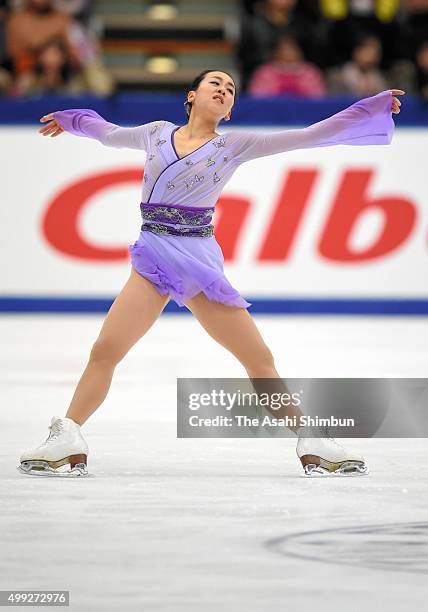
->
[128, 231, 251, 309]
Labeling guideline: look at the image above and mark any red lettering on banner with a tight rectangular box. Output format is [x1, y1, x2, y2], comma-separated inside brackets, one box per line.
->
[214, 197, 251, 261]
[318, 170, 417, 262]
[257, 170, 318, 261]
[43, 167, 416, 265]
[43, 169, 142, 260]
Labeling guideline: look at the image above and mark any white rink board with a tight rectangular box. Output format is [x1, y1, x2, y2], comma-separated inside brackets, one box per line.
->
[0, 126, 426, 298]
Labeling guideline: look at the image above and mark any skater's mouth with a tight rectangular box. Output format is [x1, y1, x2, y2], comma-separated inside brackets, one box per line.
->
[213, 95, 224, 104]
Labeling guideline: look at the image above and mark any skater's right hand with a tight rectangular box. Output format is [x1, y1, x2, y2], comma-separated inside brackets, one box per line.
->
[39, 113, 65, 137]
[390, 89, 405, 114]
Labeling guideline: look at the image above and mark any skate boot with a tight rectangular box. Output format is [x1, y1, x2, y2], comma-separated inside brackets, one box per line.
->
[18, 416, 89, 477]
[296, 426, 368, 477]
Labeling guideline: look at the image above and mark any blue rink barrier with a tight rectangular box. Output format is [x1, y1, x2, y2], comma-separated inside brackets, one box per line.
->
[1, 297, 428, 315]
[1, 92, 427, 127]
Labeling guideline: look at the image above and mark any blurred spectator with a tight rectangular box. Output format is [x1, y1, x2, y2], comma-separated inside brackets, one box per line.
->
[6, 0, 114, 96]
[414, 40, 428, 100]
[6, 0, 80, 74]
[385, 56, 418, 96]
[0, 1, 13, 92]
[55, 1, 114, 96]
[323, 0, 403, 70]
[399, 0, 428, 62]
[240, 0, 262, 16]
[292, 0, 331, 67]
[248, 33, 326, 97]
[12, 38, 86, 94]
[66, 15, 114, 95]
[326, 34, 389, 95]
[237, 0, 308, 91]
[53, 0, 92, 25]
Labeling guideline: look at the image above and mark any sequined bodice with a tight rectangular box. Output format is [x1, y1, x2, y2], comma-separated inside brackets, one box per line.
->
[140, 121, 237, 209]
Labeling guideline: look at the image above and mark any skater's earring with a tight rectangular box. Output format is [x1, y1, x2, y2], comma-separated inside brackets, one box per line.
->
[184, 91, 195, 116]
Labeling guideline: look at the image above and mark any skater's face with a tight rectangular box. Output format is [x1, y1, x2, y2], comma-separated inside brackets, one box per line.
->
[186, 71, 236, 122]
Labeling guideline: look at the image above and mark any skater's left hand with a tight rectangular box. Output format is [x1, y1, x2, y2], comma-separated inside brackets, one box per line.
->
[390, 89, 405, 114]
[39, 113, 65, 137]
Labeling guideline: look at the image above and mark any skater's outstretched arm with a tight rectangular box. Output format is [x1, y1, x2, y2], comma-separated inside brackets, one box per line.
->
[39, 109, 158, 151]
[233, 89, 405, 164]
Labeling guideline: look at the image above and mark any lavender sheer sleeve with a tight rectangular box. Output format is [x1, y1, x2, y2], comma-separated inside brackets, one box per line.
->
[233, 90, 395, 164]
[52, 109, 157, 151]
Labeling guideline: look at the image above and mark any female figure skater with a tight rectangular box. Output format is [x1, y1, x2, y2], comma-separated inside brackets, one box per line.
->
[18, 70, 404, 477]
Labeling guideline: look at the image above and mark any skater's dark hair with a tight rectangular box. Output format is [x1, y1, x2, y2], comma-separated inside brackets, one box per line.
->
[184, 69, 238, 121]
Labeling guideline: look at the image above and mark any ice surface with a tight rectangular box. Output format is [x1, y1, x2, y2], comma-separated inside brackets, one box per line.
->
[1, 315, 427, 611]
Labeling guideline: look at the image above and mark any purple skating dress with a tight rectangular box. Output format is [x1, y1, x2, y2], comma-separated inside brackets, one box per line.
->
[53, 90, 395, 309]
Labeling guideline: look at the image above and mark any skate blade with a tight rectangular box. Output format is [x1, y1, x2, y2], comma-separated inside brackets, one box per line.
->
[18, 460, 89, 478]
[302, 461, 369, 478]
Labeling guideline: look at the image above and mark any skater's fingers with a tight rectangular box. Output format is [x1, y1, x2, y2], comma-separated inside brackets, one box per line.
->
[39, 121, 59, 135]
[390, 89, 406, 96]
[51, 127, 64, 137]
[391, 95, 402, 114]
[39, 113, 55, 123]
[39, 120, 55, 132]
[39, 126, 56, 136]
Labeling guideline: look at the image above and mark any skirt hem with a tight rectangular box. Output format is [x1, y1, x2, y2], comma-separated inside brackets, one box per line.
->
[128, 241, 251, 310]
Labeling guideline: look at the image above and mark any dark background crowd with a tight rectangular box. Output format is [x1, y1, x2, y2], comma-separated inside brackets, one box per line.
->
[0, 0, 113, 96]
[238, 0, 428, 99]
[0, 0, 427, 99]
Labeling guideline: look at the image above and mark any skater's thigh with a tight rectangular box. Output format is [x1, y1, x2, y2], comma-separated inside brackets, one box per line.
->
[185, 293, 274, 369]
[92, 267, 170, 362]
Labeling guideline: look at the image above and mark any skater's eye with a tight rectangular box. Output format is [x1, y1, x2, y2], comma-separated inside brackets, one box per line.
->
[210, 81, 234, 95]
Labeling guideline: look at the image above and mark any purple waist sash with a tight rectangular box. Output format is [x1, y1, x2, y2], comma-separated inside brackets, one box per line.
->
[139, 202, 215, 237]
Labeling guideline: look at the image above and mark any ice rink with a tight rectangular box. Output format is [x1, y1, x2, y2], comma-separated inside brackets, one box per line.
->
[1, 313, 428, 611]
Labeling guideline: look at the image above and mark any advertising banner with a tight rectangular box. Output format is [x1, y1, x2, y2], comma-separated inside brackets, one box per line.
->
[1, 127, 426, 312]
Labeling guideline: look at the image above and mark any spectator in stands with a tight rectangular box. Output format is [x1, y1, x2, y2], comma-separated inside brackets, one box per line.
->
[6, 0, 114, 95]
[290, 0, 331, 68]
[0, 0, 13, 93]
[384, 1, 428, 100]
[323, 0, 402, 71]
[66, 13, 114, 95]
[241, 0, 262, 16]
[53, 0, 114, 96]
[12, 38, 85, 95]
[6, 0, 80, 76]
[53, 0, 92, 26]
[326, 34, 389, 96]
[237, 0, 304, 91]
[399, 0, 428, 62]
[414, 40, 428, 100]
[247, 32, 326, 97]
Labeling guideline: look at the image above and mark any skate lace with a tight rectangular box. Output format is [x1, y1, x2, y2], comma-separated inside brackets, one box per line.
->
[45, 420, 64, 444]
[321, 425, 345, 449]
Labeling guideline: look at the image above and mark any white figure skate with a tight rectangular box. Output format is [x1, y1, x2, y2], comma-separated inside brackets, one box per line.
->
[296, 426, 368, 477]
[18, 416, 89, 477]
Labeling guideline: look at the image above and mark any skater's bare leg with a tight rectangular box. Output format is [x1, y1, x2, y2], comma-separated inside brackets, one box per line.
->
[185, 293, 367, 475]
[184, 292, 303, 431]
[66, 268, 170, 426]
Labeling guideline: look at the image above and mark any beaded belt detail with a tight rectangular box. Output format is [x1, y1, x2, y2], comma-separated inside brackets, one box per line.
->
[139, 202, 214, 237]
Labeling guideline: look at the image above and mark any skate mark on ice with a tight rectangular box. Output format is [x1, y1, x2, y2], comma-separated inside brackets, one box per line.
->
[265, 522, 428, 574]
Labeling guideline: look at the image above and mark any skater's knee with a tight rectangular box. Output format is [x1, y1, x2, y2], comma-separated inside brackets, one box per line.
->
[89, 338, 124, 366]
